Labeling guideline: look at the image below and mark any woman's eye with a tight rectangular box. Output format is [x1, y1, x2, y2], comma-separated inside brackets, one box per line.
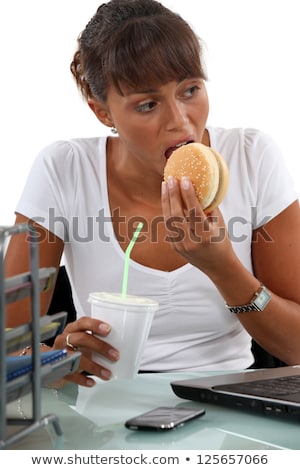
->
[136, 101, 157, 113]
[184, 85, 200, 98]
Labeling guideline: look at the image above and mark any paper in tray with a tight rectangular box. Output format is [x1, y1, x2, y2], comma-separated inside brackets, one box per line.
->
[5, 311, 67, 354]
[5, 351, 81, 403]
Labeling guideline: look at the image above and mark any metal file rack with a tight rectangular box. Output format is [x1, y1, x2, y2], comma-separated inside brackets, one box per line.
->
[0, 223, 80, 449]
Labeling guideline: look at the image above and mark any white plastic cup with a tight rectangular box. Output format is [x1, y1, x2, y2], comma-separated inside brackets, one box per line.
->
[88, 292, 159, 379]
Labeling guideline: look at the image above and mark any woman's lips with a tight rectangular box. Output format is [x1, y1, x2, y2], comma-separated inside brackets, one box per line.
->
[165, 146, 177, 160]
[164, 140, 194, 160]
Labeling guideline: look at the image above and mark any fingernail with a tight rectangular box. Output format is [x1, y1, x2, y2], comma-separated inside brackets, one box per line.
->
[108, 348, 120, 361]
[181, 176, 191, 190]
[86, 378, 96, 387]
[167, 175, 175, 188]
[161, 181, 167, 195]
[98, 322, 111, 334]
[101, 369, 112, 380]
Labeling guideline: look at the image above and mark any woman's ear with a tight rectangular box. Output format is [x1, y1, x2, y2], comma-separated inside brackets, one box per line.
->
[88, 99, 114, 128]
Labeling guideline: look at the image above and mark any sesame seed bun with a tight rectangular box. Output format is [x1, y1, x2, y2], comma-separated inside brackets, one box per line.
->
[164, 142, 229, 213]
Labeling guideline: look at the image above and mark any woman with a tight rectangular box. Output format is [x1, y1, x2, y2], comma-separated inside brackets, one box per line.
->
[5, 0, 300, 387]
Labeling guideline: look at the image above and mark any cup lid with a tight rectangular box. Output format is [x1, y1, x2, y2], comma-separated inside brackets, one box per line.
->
[88, 292, 159, 308]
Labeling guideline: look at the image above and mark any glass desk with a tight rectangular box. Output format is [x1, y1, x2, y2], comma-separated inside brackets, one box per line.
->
[5, 372, 300, 450]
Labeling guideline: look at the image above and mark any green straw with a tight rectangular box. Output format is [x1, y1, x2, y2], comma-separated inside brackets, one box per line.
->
[122, 222, 143, 298]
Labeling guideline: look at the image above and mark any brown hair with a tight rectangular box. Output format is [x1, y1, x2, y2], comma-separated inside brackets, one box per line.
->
[70, 0, 207, 102]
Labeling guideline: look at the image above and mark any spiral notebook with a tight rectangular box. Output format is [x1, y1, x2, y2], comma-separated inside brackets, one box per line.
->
[6, 349, 67, 381]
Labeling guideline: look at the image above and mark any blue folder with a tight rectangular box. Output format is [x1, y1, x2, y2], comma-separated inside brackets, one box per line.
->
[6, 349, 67, 381]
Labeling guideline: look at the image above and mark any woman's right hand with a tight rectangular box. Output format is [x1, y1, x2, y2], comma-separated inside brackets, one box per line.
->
[53, 316, 120, 387]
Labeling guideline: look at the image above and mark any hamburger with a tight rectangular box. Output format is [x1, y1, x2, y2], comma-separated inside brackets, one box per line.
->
[164, 142, 229, 213]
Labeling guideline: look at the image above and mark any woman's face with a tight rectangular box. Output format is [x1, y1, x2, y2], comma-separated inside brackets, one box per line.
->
[104, 78, 209, 175]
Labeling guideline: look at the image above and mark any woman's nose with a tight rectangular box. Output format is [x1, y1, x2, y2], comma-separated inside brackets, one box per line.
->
[165, 101, 188, 131]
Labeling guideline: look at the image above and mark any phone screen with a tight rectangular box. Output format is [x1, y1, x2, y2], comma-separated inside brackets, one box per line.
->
[125, 406, 206, 431]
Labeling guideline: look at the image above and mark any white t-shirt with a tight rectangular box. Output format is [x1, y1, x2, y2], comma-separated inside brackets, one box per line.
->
[15, 127, 297, 371]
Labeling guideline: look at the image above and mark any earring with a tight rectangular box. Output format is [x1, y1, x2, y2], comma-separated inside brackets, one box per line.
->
[111, 126, 118, 134]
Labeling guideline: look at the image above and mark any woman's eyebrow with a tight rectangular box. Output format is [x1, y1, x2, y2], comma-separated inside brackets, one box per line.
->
[123, 87, 159, 96]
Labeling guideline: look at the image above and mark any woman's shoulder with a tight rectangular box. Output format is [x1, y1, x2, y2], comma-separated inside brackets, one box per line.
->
[207, 125, 285, 172]
[207, 125, 274, 152]
[35, 136, 107, 167]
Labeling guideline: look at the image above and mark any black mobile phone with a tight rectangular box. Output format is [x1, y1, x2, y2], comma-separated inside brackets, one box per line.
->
[125, 406, 206, 431]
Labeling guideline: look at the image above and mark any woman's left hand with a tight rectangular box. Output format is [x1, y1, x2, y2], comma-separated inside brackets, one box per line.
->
[161, 176, 234, 276]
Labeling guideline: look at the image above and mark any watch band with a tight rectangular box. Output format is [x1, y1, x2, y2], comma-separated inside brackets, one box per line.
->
[226, 284, 271, 314]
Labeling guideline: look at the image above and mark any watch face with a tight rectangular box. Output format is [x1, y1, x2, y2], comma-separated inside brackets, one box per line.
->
[255, 288, 271, 310]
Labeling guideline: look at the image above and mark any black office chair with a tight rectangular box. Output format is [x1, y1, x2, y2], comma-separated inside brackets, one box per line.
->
[46, 266, 286, 368]
[46, 266, 76, 345]
[250, 339, 286, 368]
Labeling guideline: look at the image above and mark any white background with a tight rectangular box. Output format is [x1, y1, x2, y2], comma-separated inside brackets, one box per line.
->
[1, 0, 299, 226]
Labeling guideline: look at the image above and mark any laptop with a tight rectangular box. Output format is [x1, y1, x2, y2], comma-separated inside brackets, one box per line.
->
[171, 365, 300, 417]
